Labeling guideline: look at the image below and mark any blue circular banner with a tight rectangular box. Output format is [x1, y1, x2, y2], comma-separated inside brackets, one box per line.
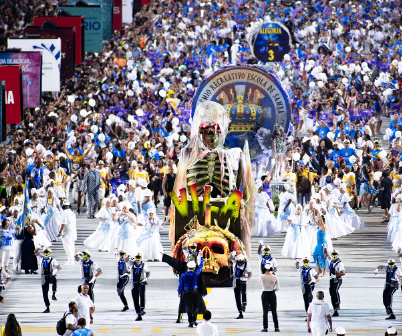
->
[192, 65, 291, 162]
[250, 22, 291, 63]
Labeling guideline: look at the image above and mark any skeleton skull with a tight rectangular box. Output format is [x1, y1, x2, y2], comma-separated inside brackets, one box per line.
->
[173, 224, 245, 275]
[199, 122, 221, 149]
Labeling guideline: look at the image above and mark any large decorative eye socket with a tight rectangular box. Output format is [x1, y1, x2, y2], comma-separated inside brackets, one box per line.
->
[200, 123, 209, 129]
[210, 243, 225, 254]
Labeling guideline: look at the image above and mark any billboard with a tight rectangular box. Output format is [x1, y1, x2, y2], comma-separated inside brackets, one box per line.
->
[122, 0, 133, 23]
[0, 82, 6, 141]
[113, 0, 123, 31]
[0, 66, 23, 124]
[0, 52, 42, 109]
[68, 0, 113, 40]
[24, 26, 75, 79]
[8, 38, 61, 92]
[33, 16, 85, 64]
[58, 5, 103, 53]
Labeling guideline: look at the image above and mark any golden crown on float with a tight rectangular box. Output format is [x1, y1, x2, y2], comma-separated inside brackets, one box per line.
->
[217, 88, 263, 132]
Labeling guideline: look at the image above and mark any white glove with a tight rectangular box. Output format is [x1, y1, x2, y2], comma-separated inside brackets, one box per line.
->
[374, 269, 378, 276]
[231, 251, 236, 258]
[322, 243, 327, 248]
[78, 251, 83, 258]
[52, 269, 58, 276]
[89, 277, 96, 283]
[259, 240, 264, 245]
[309, 279, 316, 285]
[329, 274, 336, 280]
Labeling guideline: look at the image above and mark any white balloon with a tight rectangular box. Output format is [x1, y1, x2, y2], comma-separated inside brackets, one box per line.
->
[180, 135, 187, 142]
[67, 95, 75, 103]
[172, 133, 179, 141]
[309, 82, 316, 88]
[136, 109, 144, 117]
[392, 59, 398, 66]
[327, 132, 334, 139]
[302, 154, 310, 162]
[345, 46, 351, 53]
[109, 114, 116, 121]
[164, 82, 170, 89]
[70, 115, 78, 122]
[106, 119, 112, 126]
[128, 141, 136, 150]
[349, 155, 356, 164]
[127, 115, 135, 123]
[106, 152, 114, 160]
[26, 148, 34, 157]
[91, 125, 98, 133]
[159, 77, 166, 83]
[342, 78, 348, 84]
[88, 133, 94, 140]
[362, 62, 368, 69]
[379, 150, 387, 159]
[159, 90, 167, 98]
[127, 90, 134, 97]
[386, 128, 393, 136]
[80, 109, 87, 117]
[383, 134, 390, 141]
[69, 136, 76, 144]
[342, 65, 348, 71]
[396, 131, 402, 138]
[292, 153, 301, 161]
[355, 65, 361, 72]
[127, 60, 134, 67]
[317, 81, 324, 88]
[88, 99, 96, 107]
[182, 76, 188, 83]
[98, 134, 105, 142]
[172, 117, 179, 126]
[363, 75, 369, 82]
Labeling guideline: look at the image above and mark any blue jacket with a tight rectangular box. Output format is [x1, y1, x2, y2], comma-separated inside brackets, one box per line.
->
[177, 257, 204, 295]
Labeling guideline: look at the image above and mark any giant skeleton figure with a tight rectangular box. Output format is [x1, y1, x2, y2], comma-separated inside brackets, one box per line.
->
[172, 101, 255, 255]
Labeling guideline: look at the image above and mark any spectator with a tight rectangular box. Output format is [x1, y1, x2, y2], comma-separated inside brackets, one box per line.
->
[1, 314, 21, 336]
[380, 171, 393, 222]
[336, 327, 346, 336]
[71, 318, 94, 336]
[64, 301, 79, 336]
[74, 284, 94, 326]
[196, 310, 218, 336]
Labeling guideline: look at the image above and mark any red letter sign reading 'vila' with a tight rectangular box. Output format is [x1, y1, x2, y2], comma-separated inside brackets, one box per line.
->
[0, 65, 23, 124]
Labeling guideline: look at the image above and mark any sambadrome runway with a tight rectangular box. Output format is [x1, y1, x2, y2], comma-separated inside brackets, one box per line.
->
[0, 205, 399, 336]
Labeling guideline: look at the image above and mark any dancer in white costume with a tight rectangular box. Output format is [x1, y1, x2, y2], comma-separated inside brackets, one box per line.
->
[282, 204, 310, 259]
[137, 208, 164, 261]
[254, 179, 280, 237]
[43, 188, 62, 242]
[136, 178, 156, 218]
[277, 184, 296, 232]
[388, 196, 402, 244]
[338, 183, 365, 230]
[84, 199, 114, 251]
[304, 200, 318, 253]
[109, 202, 139, 256]
[29, 189, 51, 248]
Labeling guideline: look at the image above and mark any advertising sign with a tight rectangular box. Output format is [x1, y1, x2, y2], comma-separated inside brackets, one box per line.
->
[0, 82, 6, 141]
[0, 66, 23, 124]
[0, 52, 42, 109]
[33, 16, 85, 64]
[8, 38, 61, 92]
[68, 0, 113, 40]
[113, 0, 123, 31]
[122, 0, 133, 23]
[58, 6, 103, 53]
[24, 26, 75, 79]
[249, 22, 291, 63]
[192, 65, 291, 162]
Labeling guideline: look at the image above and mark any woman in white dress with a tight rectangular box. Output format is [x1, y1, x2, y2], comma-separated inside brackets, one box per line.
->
[338, 183, 365, 230]
[254, 180, 279, 236]
[135, 178, 156, 218]
[137, 208, 164, 261]
[43, 187, 62, 242]
[388, 196, 402, 244]
[126, 180, 138, 214]
[29, 189, 51, 248]
[108, 202, 139, 256]
[304, 200, 318, 253]
[281, 204, 310, 259]
[84, 199, 114, 251]
[277, 184, 296, 232]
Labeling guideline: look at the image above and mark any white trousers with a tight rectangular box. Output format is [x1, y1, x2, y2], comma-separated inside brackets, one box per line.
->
[62, 237, 76, 262]
[13, 240, 22, 271]
[1, 250, 10, 268]
[311, 324, 328, 336]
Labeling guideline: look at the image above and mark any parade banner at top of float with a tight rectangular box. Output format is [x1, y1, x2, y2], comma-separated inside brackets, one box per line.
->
[249, 22, 291, 63]
[192, 65, 291, 162]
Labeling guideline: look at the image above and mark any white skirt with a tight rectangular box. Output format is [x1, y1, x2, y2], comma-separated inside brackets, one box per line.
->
[306, 224, 318, 253]
[109, 222, 140, 256]
[340, 205, 365, 230]
[137, 229, 163, 260]
[84, 219, 113, 251]
[281, 225, 310, 259]
[33, 224, 52, 248]
[325, 208, 355, 238]
[254, 206, 280, 237]
[43, 209, 61, 242]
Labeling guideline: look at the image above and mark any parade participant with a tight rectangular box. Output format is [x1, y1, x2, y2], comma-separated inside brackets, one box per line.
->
[375, 259, 402, 319]
[162, 166, 176, 218]
[385, 326, 397, 336]
[178, 257, 204, 328]
[127, 253, 150, 321]
[230, 252, 252, 319]
[254, 179, 279, 237]
[74, 284, 94, 327]
[34, 247, 61, 313]
[312, 210, 329, 277]
[74, 250, 102, 302]
[338, 183, 365, 230]
[0, 266, 10, 303]
[307, 291, 332, 336]
[28, 189, 51, 248]
[0, 219, 16, 272]
[296, 257, 320, 314]
[257, 243, 277, 274]
[109, 170, 127, 197]
[282, 205, 310, 259]
[43, 187, 62, 242]
[324, 248, 346, 317]
[58, 201, 77, 265]
[81, 162, 101, 219]
[259, 262, 280, 332]
[137, 208, 164, 261]
[9, 208, 23, 274]
[84, 199, 113, 252]
[335, 327, 346, 336]
[64, 301, 79, 336]
[136, 178, 156, 217]
[113, 249, 130, 312]
[277, 184, 296, 231]
[21, 218, 38, 274]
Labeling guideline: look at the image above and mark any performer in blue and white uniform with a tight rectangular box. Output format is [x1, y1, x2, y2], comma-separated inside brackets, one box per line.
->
[113, 249, 131, 312]
[74, 249, 102, 302]
[257, 243, 277, 273]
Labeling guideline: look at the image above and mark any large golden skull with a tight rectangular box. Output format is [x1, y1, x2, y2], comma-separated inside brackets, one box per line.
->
[173, 222, 245, 275]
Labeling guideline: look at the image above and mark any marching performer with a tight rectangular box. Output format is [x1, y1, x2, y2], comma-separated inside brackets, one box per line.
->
[375, 259, 402, 319]
[296, 257, 320, 315]
[324, 247, 345, 317]
[137, 208, 164, 261]
[128, 253, 150, 321]
[0, 266, 10, 303]
[258, 242, 277, 273]
[58, 201, 77, 265]
[230, 252, 252, 319]
[34, 247, 61, 313]
[113, 249, 130, 312]
[74, 250, 102, 302]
